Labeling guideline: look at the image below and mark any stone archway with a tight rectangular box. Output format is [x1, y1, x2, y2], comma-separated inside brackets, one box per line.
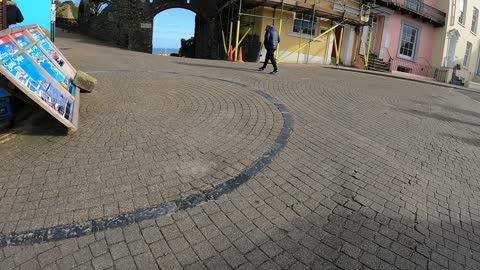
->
[152, 2, 208, 20]
[79, 0, 221, 58]
[151, 4, 209, 58]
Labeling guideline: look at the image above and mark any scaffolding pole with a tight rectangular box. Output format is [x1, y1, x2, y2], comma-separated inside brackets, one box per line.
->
[234, 28, 252, 52]
[334, 26, 344, 66]
[231, 2, 284, 62]
[297, 29, 303, 64]
[365, 30, 373, 69]
[279, 23, 340, 63]
[364, 0, 376, 69]
[239, 13, 279, 20]
[219, 12, 228, 54]
[234, 0, 243, 61]
[306, 0, 317, 64]
[274, 0, 284, 59]
[229, 21, 233, 51]
[353, 28, 359, 62]
[365, 0, 376, 69]
[218, 0, 365, 64]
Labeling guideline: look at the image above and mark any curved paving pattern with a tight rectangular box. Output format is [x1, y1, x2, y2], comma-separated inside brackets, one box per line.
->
[0, 71, 293, 247]
[2, 31, 480, 270]
[0, 72, 284, 235]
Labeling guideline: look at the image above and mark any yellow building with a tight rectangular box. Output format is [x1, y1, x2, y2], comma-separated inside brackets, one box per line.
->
[222, 0, 369, 65]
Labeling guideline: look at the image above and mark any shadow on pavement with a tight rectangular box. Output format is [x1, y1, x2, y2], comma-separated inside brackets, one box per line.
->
[174, 61, 261, 73]
[398, 108, 480, 127]
[440, 133, 480, 148]
[410, 99, 480, 119]
[11, 108, 68, 136]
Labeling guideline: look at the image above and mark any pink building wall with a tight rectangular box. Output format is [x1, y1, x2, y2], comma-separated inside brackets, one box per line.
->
[381, 12, 435, 67]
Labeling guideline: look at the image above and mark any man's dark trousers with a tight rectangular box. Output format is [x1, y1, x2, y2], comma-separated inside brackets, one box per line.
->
[261, 49, 278, 72]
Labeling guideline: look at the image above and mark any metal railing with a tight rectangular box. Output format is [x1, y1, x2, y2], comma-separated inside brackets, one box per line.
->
[370, 0, 446, 26]
[390, 58, 448, 82]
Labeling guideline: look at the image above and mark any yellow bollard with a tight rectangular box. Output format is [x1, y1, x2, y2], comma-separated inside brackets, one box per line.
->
[229, 21, 233, 52]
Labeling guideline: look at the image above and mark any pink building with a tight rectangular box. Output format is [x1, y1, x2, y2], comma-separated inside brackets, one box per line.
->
[359, 0, 447, 81]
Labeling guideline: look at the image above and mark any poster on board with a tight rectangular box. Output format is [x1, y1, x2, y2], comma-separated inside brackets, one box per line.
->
[0, 25, 79, 131]
[2, 54, 74, 122]
[28, 28, 76, 77]
[0, 37, 19, 61]
[27, 45, 69, 89]
[11, 31, 32, 49]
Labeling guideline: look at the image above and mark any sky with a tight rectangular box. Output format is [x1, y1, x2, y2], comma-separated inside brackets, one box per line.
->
[153, 9, 195, 49]
[60, 1, 195, 50]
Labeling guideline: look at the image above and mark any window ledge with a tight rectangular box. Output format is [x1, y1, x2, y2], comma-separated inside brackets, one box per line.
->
[458, 22, 466, 28]
[470, 31, 477, 36]
[287, 32, 322, 41]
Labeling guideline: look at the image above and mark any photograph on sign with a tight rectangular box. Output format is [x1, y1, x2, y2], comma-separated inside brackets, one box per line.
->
[3, 54, 74, 122]
[27, 45, 69, 89]
[0, 37, 19, 62]
[29, 29, 75, 76]
[11, 31, 33, 49]
[66, 81, 76, 96]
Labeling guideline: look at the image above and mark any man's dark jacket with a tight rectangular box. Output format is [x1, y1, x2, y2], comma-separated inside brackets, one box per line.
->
[264, 25, 280, 50]
[5, 1, 23, 27]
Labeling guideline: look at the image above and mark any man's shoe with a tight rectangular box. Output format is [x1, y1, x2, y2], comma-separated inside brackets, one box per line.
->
[258, 68, 266, 72]
[270, 71, 278, 74]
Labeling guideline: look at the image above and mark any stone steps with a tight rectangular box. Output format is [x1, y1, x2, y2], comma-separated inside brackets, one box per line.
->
[360, 54, 390, 72]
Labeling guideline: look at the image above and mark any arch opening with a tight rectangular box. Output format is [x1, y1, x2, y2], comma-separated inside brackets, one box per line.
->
[152, 8, 197, 57]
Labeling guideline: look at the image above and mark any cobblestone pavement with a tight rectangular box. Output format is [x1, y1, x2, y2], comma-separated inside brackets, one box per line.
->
[1, 31, 480, 269]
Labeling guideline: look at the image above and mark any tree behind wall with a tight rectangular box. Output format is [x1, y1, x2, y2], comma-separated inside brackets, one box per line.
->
[179, 37, 195, 58]
[79, 0, 110, 16]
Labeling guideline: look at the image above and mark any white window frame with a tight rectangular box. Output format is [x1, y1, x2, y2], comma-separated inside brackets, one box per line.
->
[292, 12, 319, 37]
[459, 0, 467, 25]
[472, 7, 479, 34]
[464, 42, 472, 68]
[398, 23, 420, 61]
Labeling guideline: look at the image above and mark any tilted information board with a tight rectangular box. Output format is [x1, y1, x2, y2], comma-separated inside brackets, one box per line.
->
[0, 25, 80, 132]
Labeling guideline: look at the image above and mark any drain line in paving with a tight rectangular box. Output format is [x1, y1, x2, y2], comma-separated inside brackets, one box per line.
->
[0, 71, 294, 247]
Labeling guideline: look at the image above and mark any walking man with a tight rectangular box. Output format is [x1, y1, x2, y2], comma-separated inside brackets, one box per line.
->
[259, 25, 280, 74]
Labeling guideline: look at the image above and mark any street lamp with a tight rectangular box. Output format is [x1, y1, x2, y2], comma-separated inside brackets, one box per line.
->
[51, 0, 56, 42]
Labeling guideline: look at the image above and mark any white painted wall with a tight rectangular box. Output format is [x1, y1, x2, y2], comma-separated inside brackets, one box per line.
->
[432, 0, 480, 83]
[340, 25, 355, 66]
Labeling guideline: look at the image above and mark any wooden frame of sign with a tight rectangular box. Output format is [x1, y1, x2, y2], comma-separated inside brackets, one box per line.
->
[0, 25, 80, 132]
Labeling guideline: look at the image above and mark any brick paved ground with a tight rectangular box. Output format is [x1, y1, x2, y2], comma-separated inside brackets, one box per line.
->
[1, 31, 480, 269]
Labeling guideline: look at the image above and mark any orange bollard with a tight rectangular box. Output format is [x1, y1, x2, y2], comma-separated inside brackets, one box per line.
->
[237, 47, 244, 63]
[227, 46, 233, 61]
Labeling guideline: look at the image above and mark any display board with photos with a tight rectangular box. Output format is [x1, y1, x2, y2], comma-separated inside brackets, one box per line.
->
[0, 25, 79, 132]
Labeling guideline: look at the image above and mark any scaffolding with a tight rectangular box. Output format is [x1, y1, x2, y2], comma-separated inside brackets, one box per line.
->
[218, 0, 373, 65]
